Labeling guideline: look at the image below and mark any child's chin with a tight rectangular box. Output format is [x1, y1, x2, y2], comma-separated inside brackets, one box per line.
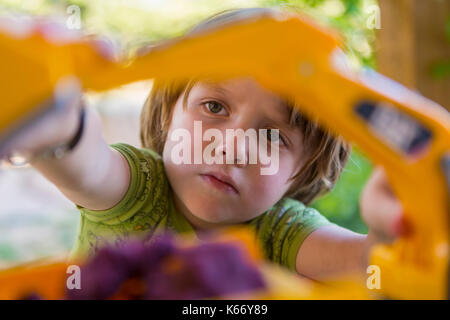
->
[191, 210, 232, 225]
[187, 204, 237, 225]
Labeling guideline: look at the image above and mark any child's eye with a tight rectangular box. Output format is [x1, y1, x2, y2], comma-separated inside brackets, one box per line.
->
[265, 129, 287, 146]
[203, 101, 227, 115]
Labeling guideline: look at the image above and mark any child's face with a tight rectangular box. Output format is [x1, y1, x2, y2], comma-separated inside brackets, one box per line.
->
[162, 77, 306, 229]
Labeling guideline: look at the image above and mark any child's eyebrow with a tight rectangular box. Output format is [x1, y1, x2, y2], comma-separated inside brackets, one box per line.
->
[199, 80, 230, 96]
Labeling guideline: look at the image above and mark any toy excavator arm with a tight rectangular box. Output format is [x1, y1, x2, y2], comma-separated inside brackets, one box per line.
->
[1, 10, 448, 299]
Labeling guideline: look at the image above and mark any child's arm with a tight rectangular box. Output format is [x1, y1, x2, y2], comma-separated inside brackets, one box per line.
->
[34, 106, 131, 211]
[295, 167, 403, 280]
[2, 89, 130, 211]
[295, 224, 368, 280]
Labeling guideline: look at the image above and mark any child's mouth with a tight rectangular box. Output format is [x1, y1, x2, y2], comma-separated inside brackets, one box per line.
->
[199, 174, 239, 195]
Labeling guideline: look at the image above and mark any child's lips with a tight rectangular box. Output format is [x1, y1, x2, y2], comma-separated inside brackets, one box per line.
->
[199, 174, 239, 195]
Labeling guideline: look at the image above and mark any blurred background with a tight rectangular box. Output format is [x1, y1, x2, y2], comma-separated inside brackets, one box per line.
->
[0, 0, 448, 268]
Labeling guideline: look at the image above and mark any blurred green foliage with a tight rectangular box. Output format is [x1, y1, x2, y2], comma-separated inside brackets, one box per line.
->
[261, 0, 379, 68]
[310, 148, 372, 233]
[0, 0, 378, 233]
[431, 60, 450, 79]
[431, 16, 450, 79]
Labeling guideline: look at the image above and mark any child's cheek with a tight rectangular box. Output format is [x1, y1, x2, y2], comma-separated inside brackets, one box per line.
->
[245, 173, 290, 211]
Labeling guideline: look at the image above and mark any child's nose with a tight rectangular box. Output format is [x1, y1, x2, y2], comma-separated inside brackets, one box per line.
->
[216, 134, 249, 168]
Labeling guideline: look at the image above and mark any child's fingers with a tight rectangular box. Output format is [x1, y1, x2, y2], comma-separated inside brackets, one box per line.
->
[0, 15, 35, 37]
[0, 78, 83, 161]
[0, 14, 79, 42]
[0, 14, 116, 60]
[371, 199, 404, 242]
[36, 19, 82, 43]
[361, 167, 405, 242]
[83, 34, 119, 61]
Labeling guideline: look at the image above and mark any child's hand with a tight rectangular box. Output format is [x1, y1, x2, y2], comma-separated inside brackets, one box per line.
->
[0, 16, 115, 163]
[0, 79, 83, 163]
[360, 166, 410, 244]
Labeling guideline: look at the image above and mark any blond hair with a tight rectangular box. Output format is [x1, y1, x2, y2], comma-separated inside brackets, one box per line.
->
[140, 7, 351, 205]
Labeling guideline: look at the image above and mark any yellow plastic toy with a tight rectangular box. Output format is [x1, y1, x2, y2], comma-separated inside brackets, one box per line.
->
[0, 10, 449, 299]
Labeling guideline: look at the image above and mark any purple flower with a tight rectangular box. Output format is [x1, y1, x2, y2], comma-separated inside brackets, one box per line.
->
[20, 292, 42, 300]
[66, 234, 176, 300]
[145, 242, 265, 299]
[66, 245, 130, 300]
[66, 233, 265, 300]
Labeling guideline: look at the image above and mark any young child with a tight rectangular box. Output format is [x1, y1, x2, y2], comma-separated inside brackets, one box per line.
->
[3, 7, 404, 281]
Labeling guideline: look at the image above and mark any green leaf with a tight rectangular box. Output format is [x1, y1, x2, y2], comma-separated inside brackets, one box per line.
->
[431, 60, 450, 79]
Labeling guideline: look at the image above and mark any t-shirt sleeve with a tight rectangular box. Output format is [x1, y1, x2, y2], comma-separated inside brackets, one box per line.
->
[75, 142, 169, 225]
[248, 198, 333, 272]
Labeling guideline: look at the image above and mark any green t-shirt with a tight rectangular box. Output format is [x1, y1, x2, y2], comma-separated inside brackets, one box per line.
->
[71, 143, 332, 272]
